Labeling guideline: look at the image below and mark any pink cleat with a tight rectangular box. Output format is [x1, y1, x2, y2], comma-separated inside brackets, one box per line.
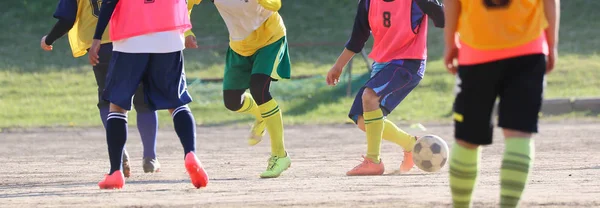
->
[98, 170, 125, 189]
[184, 152, 209, 188]
[346, 156, 385, 176]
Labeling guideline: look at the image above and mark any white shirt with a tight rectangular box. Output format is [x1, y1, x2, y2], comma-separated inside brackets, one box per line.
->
[213, 0, 273, 41]
[113, 30, 185, 53]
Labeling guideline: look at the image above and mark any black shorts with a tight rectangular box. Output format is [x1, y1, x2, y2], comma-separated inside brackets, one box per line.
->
[453, 54, 546, 145]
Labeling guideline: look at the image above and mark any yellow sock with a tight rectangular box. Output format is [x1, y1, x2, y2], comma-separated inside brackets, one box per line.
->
[235, 93, 262, 121]
[382, 119, 416, 152]
[364, 109, 384, 163]
[259, 99, 286, 157]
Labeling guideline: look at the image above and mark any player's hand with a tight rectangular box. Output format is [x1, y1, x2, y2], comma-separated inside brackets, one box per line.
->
[443, 45, 459, 75]
[185, 35, 198, 49]
[40, 36, 53, 51]
[88, 39, 102, 66]
[326, 65, 343, 86]
[546, 47, 557, 74]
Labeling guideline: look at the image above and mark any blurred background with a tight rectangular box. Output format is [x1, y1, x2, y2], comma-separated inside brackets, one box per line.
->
[0, 0, 598, 128]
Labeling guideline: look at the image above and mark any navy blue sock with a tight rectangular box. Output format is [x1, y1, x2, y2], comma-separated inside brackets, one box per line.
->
[172, 106, 196, 155]
[99, 106, 109, 129]
[106, 112, 128, 174]
[137, 111, 158, 158]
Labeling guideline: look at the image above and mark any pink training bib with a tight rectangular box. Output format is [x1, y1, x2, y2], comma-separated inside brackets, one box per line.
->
[368, 0, 428, 62]
[110, 0, 191, 41]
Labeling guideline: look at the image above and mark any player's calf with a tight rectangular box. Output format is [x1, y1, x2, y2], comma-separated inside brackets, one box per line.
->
[169, 105, 196, 156]
[500, 129, 535, 208]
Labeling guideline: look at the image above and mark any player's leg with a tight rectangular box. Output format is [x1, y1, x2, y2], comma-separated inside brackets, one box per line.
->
[132, 86, 160, 173]
[450, 61, 503, 207]
[145, 51, 207, 188]
[93, 43, 132, 178]
[497, 54, 545, 208]
[250, 37, 292, 178]
[347, 60, 422, 176]
[98, 52, 150, 189]
[222, 48, 264, 145]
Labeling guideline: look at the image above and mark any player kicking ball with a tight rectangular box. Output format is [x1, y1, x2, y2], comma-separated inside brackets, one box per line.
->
[89, 0, 208, 189]
[326, 0, 444, 176]
[192, 0, 291, 178]
[444, 0, 559, 207]
[40, 0, 163, 176]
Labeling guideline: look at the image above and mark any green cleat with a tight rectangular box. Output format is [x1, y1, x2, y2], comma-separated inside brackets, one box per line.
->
[260, 154, 291, 178]
[248, 120, 266, 146]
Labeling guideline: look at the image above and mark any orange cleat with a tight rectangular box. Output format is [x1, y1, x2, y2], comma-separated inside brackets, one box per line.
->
[400, 151, 414, 173]
[346, 156, 385, 176]
[184, 152, 209, 188]
[98, 170, 125, 189]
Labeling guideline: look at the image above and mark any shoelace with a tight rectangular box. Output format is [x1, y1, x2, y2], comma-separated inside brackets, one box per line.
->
[351, 156, 371, 171]
[267, 156, 279, 170]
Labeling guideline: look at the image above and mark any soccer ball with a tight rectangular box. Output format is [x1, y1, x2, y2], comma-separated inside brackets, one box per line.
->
[412, 135, 449, 172]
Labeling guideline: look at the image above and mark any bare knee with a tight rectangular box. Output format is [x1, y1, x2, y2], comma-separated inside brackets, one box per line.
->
[109, 103, 127, 114]
[455, 139, 480, 149]
[168, 105, 189, 116]
[362, 88, 381, 112]
[503, 128, 532, 139]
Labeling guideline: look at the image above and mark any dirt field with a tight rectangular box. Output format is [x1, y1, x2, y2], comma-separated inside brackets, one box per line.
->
[1, 121, 599, 208]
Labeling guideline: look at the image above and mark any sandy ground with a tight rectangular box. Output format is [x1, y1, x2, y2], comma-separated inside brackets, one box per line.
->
[0, 121, 599, 208]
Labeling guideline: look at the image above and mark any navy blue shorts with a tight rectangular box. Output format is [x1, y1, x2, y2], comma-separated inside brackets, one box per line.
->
[102, 51, 192, 111]
[349, 59, 424, 123]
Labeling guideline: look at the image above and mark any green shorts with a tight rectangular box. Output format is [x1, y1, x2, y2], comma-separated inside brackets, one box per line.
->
[223, 36, 291, 90]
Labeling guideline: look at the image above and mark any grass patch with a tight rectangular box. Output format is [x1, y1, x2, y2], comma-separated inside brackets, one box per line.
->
[0, 0, 599, 128]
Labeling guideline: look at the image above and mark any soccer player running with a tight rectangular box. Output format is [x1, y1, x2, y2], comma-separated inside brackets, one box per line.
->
[196, 0, 291, 178]
[443, 0, 559, 207]
[88, 0, 208, 189]
[39, 0, 163, 176]
[327, 0, 445, 176]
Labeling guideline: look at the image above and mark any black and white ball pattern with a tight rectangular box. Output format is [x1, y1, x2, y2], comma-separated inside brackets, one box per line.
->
[412, 135, 449, 172]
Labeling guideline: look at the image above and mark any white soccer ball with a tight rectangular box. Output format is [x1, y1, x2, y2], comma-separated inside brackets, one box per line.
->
[412, 135, 449, 172]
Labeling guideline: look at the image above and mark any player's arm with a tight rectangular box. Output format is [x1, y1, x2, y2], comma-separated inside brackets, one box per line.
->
[258, 0, 281, 12]
[42, 0, 77, 50]
[338, 0, 371, 66]
[89, 0, 118, 65]
[184, 0, 202, 38]
[443, 0, 459, 50]
[543, 0, 560, 52]
[93, 0, 118, 40]
[327, 0, 370, 86]
[442, 0, 460, 73]
[415, 0, 445, 28]
[543, 0, 560, 73]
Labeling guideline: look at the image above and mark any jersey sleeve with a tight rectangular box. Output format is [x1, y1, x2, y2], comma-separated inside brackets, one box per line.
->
[415, 0, 445, 28]
[258, 0, 282, 12]
[345, 0, 371, 53]
[53, 0, 78, 22]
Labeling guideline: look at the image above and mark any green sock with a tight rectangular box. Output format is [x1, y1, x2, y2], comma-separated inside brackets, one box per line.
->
[500, 138, 534, 208]
[449, 143, 481, 208]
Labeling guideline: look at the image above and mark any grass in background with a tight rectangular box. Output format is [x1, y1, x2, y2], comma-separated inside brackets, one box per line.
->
[0, 0, 598, 128]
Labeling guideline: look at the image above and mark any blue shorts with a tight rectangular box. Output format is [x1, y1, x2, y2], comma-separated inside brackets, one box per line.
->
[349, 59, 424, 123]
[102, 51, 192, 111]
